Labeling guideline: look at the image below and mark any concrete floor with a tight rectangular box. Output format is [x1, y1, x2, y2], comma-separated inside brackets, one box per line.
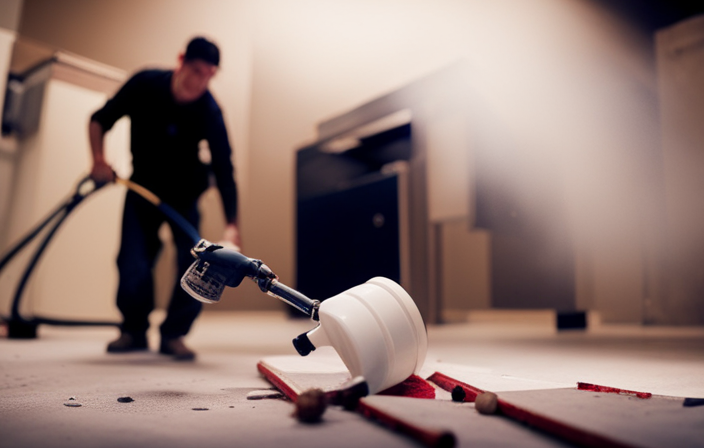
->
[1, 310, 703, 448]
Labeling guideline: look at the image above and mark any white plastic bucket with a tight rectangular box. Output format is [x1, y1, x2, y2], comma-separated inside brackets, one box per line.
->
[304, 277, 427, 394]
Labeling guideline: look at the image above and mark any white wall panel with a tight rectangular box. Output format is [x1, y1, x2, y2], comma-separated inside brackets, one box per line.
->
[1, 76, 129, 322]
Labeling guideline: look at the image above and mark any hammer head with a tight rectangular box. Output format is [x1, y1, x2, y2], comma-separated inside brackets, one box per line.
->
[326, 376, 369, 410]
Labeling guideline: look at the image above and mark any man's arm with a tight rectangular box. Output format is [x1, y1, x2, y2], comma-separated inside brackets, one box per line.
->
[89, 120, 115, 184]
[205, 104, 241, 248]
[89, 71, 146, 184]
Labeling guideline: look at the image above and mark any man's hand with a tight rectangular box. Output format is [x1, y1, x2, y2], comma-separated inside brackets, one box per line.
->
[221, 223, 242, 251]
[90, 159, 116, 186]
[88, 120, 114, 186]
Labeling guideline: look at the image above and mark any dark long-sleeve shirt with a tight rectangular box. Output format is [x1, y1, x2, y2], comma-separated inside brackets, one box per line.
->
[91, 69, 238, 223]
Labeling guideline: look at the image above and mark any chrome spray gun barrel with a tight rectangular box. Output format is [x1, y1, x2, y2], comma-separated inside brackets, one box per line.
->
[258, 278, 320, 321]
[180, 239, 320, 320]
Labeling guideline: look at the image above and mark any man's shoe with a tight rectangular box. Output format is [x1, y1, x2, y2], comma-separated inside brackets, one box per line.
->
[159, 337, 196, 361]
[107, 334, 148, 353]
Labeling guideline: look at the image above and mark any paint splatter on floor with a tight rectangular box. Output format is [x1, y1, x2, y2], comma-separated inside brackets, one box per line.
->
[577, 382, 652, 399]
[378, 374, 436, 399]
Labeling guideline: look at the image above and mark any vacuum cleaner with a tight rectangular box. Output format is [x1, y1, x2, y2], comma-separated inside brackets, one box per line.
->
[2, 174, 428, 396]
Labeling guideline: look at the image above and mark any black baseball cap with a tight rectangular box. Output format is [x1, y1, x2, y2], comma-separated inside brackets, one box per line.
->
[184, 37, 220, 67]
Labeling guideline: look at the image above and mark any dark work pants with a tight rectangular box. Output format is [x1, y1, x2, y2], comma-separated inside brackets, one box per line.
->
[116, 190, 202, 340]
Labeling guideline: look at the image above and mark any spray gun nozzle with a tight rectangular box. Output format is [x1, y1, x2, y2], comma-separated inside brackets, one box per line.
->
[181, 239, 320, 319]
[292, 331, 316, 356]
[181, 239, 267, 304]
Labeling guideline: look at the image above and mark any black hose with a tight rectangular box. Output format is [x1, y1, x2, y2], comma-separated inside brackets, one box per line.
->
[10, 194, 84, 323]
[0, 193, 78, 273]
[1, 175, 201, 331]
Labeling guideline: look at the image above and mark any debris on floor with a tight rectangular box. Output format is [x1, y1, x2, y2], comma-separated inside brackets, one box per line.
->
[247, 389, 284, 400]
[64, 397, 82, 407]
[117, 396, 134, 403]
[63, 402, 82, 407]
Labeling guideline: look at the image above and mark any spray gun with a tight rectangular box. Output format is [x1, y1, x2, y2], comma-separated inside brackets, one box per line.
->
[181, 238, 428, 396]
[181, 239, 321, 321]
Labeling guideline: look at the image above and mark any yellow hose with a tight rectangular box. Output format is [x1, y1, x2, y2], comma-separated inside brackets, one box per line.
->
[114, 177, 161, 206]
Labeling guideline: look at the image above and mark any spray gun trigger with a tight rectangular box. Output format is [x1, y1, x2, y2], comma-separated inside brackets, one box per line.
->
[190, 239, 216, 258]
